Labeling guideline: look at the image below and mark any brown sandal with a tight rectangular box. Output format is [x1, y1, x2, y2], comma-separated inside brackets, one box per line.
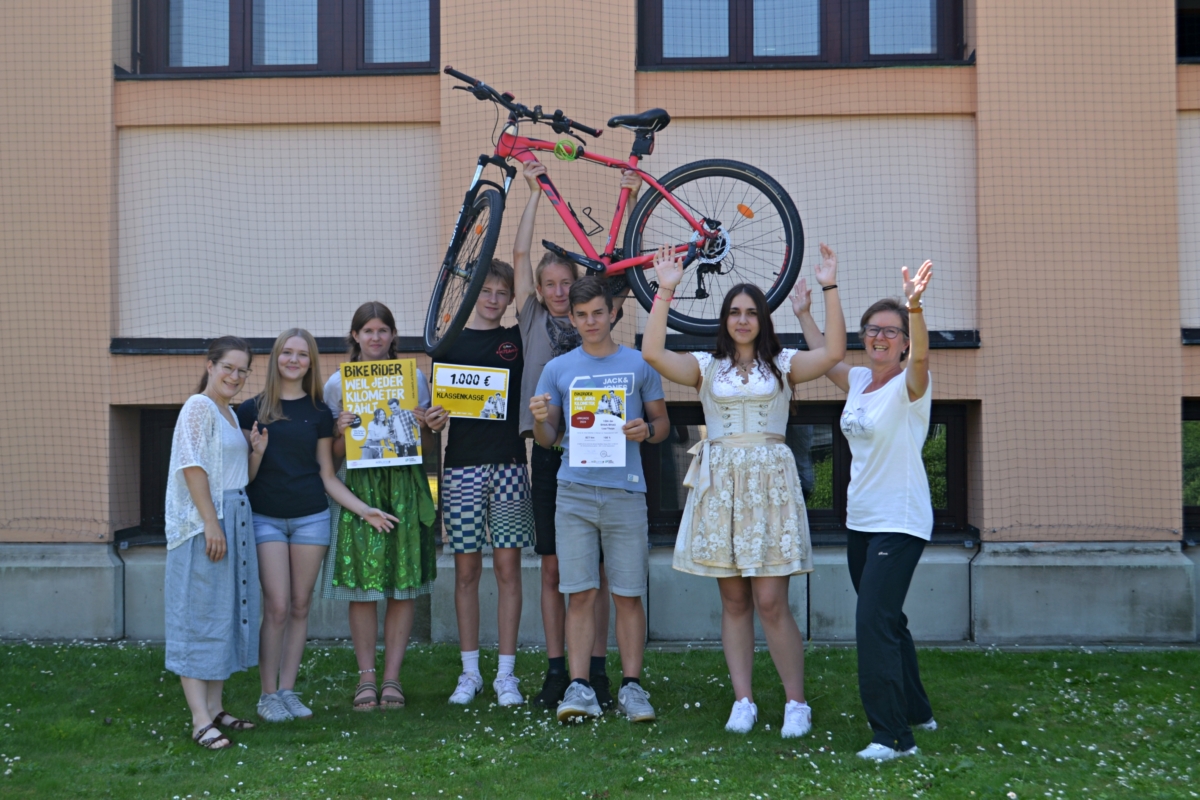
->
[213, 710, 256, 731]
[379, 680, 405, 709]
[193, 722, 232, 750]
[353, 681, 378, 711]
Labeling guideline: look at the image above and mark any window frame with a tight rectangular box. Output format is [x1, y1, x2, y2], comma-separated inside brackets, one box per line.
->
[136, 0, 439, 76]
[1182, 399, 1200, 540]
[637, 0, 965, 70]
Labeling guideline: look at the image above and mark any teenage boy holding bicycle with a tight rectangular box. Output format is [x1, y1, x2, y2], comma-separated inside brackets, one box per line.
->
[529, 277, 670, 723]
[424, 259, 533, 708]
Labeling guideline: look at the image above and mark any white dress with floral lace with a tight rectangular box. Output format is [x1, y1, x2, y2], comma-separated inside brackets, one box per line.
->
[671, 350, 813, 578]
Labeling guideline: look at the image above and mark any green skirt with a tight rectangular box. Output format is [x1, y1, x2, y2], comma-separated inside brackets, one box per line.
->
[328, 464, 437, 597]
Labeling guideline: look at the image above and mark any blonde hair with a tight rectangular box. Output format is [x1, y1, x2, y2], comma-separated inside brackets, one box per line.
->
[253, 328, 323, 425]
[534, 251, 579, 290]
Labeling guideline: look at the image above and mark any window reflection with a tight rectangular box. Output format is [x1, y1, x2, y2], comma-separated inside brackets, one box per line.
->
[1185, 420, 1200, 505]
[254, 0, 318, 66]
[923, 422, 947, 508]
[787, 424, 832, 508]
[657, 424, 705, 512]
[663, 0, 729, 59]
[754, 0, 819, 57]
[365, 0, 431, 63]
[169, 0, 229, 67]
[869, 0, 935, 55]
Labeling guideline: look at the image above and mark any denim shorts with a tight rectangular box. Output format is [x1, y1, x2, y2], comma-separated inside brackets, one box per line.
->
[252, 509, 332, 547]
[554, 481, 647, 597]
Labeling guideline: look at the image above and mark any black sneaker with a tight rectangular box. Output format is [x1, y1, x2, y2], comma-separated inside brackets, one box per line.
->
[532, 670, 570, 709]
[590, 672, 614, 711]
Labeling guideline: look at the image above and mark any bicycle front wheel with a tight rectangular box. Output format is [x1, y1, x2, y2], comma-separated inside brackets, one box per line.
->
[424, 188, 505, 359]
[624, 160, 803, 337]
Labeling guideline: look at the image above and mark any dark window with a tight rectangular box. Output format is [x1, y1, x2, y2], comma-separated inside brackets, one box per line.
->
[139, 408, 181, 538]
[1183, 400, 1200, 537]
[1181, 1, 1200, 59]
[642, 400, 970, 546]
[137, 0, 438, 75]
[638, 0, 964, 68]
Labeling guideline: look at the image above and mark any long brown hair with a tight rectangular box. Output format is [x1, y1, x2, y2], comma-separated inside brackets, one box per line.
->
[254, 328, 322, 425]
[195, 336, 253, 393]
[712, 284, 784, 387]
[347, 301, 399, 362]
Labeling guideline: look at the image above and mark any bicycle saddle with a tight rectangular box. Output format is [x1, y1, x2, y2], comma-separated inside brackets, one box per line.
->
[607, 109, 671, 132]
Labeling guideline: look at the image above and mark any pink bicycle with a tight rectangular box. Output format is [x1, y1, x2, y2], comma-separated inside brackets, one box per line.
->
[425, 67, 804, 358]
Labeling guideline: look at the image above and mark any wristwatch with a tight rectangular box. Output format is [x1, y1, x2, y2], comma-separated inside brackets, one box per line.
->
[646, 422, 655, 442]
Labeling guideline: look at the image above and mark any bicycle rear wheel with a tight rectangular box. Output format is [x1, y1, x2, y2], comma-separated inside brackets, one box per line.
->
[424, 188, 504, 358]
[624, 159, 803, 337]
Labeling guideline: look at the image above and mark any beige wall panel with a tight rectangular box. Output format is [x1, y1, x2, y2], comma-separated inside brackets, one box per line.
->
[1180, 113, 1200, 327]
[0, 0, 113, 543]
[1179, 64, 1200, 110]
[975, 0, 1180, 541]
[114, 75, 440, 127]
[117, 124, 441, 339]
[643, 117, 977, 334]
[1183, 346, 1200, 396]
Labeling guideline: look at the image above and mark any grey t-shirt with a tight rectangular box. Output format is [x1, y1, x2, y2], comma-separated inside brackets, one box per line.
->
[534, 345, 664, 492]
[517, 294, 580, 438]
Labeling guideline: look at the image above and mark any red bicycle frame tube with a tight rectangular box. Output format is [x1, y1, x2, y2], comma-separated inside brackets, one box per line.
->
[496, 128, 714, 276]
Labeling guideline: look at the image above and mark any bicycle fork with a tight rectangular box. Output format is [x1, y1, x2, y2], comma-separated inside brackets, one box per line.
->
[443, 155, 517, 277]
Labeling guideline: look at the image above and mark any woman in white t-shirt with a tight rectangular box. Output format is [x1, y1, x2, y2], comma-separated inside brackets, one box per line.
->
[797, 259, 936, 762]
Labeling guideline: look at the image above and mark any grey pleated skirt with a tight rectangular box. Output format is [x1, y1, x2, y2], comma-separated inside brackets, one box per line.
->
[165, 488, 260, 681]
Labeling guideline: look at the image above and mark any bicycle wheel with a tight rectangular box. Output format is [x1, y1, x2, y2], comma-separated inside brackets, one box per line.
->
[424, 188, 504, 358]
[624, 159, 803, 337]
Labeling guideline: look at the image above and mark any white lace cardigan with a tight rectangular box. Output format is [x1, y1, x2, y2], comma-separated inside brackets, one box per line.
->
[164, 394, 230, 551]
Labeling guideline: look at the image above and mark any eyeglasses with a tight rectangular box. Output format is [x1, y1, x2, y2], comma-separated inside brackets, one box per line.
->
[215, 361, 252, 378]
[862, 325, 906, 340]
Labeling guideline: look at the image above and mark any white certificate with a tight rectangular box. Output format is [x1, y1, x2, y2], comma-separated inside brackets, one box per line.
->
[568, 387, 626, 468]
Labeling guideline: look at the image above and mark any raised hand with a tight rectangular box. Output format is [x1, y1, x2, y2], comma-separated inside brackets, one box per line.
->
[815, 243, 838, 287]
[791, 277, 812, 317]
[522, 160, 547, 192]
[652, 244, 684, 291]
[250, 422, 269, 456]
[620, 169, 643, 193]
[529, 393, 551, 423]
[902, 260, 933, 305]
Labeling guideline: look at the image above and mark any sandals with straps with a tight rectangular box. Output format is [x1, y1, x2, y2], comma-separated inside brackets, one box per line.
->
[193, 722, 232, 750]
[213, 710, 256, 731]
[379, 680, 405, 709]
[353, 681, 378, 711]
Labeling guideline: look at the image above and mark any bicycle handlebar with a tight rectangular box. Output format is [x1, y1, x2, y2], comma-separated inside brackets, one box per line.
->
[443, 65, 601, 139]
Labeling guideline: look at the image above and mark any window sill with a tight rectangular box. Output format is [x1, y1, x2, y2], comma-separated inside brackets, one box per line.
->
[116, 67, 439, 81]
[637, 60, 972, 72]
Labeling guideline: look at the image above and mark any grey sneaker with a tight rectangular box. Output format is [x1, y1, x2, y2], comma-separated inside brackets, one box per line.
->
[616, 682, 656, 723]
[256, 692, 293, 722]
[914, 717, 938, 732]
[277, 689, 313, 720]
[556, 681, 601, 723]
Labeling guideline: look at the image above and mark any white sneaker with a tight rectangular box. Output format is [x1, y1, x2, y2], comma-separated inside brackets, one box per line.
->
[914, 717, 938, 731]
[856, 742, 919, 761]
[276, 689, 313, 720]
[493, 674, 525, 707]
[256, 692, 293, 722]
[616, 682, 657, 723]
[557, 681, 601, 722]
[781, 700, 812, 738]
[724, 698, 757, 734]
[448, 672, 483, 705]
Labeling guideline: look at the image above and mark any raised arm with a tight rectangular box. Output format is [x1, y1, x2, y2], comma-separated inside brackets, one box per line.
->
[513, 161, 546, 313]
[789, 243, 851, 389]
[903, 260, 933, 402]
[640, 244, 702, 388]
[611, 170, 643, 314]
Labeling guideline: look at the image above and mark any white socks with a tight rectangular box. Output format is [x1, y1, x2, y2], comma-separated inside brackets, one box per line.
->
[461, 650, 480, 676]
[497, 654, 516, 678]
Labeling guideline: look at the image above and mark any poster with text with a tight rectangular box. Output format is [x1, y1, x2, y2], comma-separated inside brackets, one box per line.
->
[568, 387, 626, 468]
[341, 359, 422, 469]
[432, 363, 510, 420]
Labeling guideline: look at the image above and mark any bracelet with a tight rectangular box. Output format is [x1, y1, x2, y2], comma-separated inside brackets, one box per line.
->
[654, 292, 674, 302]
[907, 305, 923, 313]
[821, 284, 838, 292]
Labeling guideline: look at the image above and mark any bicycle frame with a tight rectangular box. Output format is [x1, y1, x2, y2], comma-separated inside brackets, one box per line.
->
[487, 126, 717, 276]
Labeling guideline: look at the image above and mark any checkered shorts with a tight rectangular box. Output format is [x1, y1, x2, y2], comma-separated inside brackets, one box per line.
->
[441, 463, 534, 553]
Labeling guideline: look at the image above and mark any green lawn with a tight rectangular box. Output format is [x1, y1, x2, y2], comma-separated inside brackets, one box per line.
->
[1, 642, 1197, 799]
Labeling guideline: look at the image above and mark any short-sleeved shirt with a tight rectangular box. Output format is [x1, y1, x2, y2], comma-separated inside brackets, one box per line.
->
[840, 367, 934, 540]
[236, 394, 335, 519]
[534, 345, 665, 492]
[436, 325, 527, 469]
[518, 295, 581, 438]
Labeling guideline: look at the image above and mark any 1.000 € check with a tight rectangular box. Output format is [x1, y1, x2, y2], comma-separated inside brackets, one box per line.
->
[432, 364, 510, 420]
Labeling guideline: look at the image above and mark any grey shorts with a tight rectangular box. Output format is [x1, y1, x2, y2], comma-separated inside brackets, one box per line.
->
[253, 510, 332, 547]
[554, 481, 647, 597]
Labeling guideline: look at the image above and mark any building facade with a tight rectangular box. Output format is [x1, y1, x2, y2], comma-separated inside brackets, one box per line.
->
[1, 0, 1197, 643]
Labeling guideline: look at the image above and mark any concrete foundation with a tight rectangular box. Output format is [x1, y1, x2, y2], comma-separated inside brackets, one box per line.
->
[0, 544, 124, 639]
[1187, 543, 1200, 639]
[972, 542, 1197, 644]
[808, 545, 975, 643]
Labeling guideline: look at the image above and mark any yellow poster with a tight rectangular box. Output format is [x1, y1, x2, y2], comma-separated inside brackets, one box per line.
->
[341, 359, 422, 469]
[568, 387, 626, 468]
[432, 363, 510, 420]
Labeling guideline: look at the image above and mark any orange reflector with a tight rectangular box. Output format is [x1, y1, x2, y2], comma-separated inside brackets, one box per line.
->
[443, 313, 451, 323]
[736, 204, 754, 219]
[474, 223, 484, 235]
